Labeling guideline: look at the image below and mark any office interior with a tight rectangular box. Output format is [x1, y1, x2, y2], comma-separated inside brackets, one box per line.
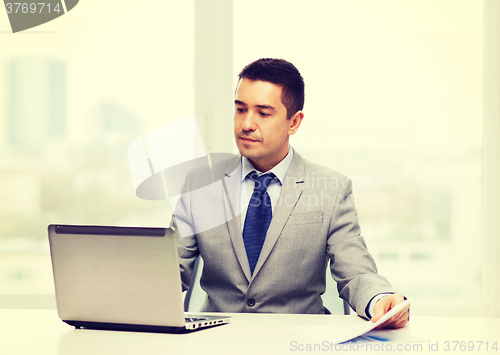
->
[0, 0, 498, 319]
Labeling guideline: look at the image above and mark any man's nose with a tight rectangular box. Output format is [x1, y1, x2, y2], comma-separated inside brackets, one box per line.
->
[241, 112, 257, 131]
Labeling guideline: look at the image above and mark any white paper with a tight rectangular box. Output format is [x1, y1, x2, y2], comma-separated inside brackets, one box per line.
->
[288, 299, 411, 344]
[350, 329, 424, 344]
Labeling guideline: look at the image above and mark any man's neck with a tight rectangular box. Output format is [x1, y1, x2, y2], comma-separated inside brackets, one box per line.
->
[248, 143, 290, 172]
[249, 154, 286, 172]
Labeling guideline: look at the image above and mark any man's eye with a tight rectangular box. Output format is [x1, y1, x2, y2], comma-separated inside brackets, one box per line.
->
[259, 112, 270, 117]
[236, 108, 246, 113]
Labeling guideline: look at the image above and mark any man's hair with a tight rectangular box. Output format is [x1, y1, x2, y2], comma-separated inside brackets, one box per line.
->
[238, 58, 305, 120]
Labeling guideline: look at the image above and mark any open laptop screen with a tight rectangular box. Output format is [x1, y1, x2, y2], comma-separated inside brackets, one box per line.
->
[48, 225, 186, 328]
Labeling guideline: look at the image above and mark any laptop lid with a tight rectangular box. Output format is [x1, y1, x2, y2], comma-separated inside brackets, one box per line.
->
[48, 224, 188, 329]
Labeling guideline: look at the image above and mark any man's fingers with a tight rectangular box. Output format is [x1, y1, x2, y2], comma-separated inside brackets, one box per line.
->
[370, 294, 409, 330]
[375, 308, 409, 329]
[370, 296, 394, 323]
[380, 315, 408, 329]
[375, 305, 410, 329]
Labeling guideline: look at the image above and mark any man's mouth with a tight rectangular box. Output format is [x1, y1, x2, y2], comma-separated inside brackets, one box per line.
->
[240, 136, 258, 143]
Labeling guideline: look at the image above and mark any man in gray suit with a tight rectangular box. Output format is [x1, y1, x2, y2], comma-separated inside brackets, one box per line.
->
[173, 58, 409, 329]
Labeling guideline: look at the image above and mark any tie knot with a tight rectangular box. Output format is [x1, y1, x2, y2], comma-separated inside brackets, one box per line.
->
[249, 172, 275, 191]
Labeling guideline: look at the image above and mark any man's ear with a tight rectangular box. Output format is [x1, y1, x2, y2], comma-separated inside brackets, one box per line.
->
[288, 111, 304, 135]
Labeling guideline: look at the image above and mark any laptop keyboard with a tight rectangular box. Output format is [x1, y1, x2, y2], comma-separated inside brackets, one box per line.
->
[185, 317, 208, 322]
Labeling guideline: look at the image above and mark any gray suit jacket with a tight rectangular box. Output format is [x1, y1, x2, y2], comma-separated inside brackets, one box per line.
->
[172, 151, 396, 318]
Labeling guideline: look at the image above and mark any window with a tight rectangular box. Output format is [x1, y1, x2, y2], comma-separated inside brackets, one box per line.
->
[0, 0, 194, 307]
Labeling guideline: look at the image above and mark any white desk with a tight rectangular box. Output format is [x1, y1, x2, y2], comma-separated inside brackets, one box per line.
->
[0, 310, 499, 355]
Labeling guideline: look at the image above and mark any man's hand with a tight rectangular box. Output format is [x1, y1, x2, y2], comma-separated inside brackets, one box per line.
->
[370, 293, 409, 329]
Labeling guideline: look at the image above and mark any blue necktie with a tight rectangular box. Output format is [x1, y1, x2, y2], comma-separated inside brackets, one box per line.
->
[243, 172, 275, 274]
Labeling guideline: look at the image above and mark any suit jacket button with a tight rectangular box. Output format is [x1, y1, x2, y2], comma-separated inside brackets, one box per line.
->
[247, 298, 256, 307]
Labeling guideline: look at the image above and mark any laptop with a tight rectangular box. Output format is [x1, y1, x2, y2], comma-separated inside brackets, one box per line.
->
[48, 224, 230, 333]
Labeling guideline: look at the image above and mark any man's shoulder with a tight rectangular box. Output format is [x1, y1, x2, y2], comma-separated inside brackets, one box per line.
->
[295, 152, 349, 181]
[286, 152, 351, 196]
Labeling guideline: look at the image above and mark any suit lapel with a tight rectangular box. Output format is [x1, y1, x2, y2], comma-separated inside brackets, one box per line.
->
[251, 152, 305, 279]
[221, 155, 252, 282]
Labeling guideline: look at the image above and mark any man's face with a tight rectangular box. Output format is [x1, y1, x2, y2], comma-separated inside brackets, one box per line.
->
[234, 78, 302, 172]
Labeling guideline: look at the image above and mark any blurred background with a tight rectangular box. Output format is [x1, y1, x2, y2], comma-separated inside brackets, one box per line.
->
[0, 0, 497, 315]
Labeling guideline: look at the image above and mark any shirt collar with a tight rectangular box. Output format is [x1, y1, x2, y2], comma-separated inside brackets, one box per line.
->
[241, 146, 294, 185]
